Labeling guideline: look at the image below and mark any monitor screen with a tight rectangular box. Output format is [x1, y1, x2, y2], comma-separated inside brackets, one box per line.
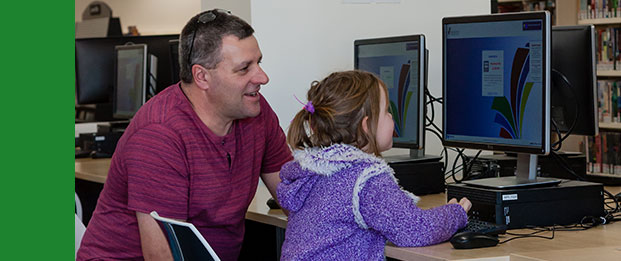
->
[75, 39, 115, 104]
[551, 25, 598, 136]
[442, 12, 551, 155]
[113, 44, 147, 119]
[354, 35, 426, 149]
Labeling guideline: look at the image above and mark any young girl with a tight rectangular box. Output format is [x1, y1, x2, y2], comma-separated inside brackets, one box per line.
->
[277, 70, 471, 260]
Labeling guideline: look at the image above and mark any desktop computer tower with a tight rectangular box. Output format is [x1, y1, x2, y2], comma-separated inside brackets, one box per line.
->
[446, 180, 604, 229]
[93, 131, 123, 158]
[388, 160, 445, 195]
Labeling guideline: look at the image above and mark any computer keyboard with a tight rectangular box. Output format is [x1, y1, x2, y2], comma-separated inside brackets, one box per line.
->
[458, 219, 507, 235]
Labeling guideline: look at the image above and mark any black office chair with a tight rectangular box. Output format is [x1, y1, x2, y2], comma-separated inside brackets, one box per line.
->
[150, 211, 221, 261]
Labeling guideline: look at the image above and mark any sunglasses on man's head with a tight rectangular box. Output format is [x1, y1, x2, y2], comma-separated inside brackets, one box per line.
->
[187, 9, 232, 66]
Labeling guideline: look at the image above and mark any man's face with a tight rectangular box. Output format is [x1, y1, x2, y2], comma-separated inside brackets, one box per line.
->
[206, 35, 269, 121]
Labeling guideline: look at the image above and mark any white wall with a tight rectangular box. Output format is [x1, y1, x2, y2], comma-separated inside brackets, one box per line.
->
[75, 0, 201, 35]
[200, 0, 251, 23]
[252, 0, 490, 156]
[74, 0, 251, 35]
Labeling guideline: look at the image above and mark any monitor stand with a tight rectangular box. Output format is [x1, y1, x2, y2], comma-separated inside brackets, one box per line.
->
[463, 153, 561, 189]
[383, 148, 441, 164]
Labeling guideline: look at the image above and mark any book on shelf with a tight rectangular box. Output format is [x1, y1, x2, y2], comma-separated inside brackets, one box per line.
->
[586, 131, 621, 175]
[596, 79, 621, 122]
[595, 27, 621, 71]
[588, 135, 601, 172]
[580, 0, 621, 19]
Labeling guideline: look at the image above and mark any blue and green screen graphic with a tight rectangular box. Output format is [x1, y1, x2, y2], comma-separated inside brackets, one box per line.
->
[357, 40, 421, 145]
[444, 20, 544, 148]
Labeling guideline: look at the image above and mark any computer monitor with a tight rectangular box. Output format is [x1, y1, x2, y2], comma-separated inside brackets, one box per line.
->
[354, 35, 431, 161]
[443, 11, 560, 188]
[75, 35, 179, 113]
[113, 44, 147, 119]
[551, 25, 598, 136]
[75, 39, 115, 105]
[169, 39, 181, 84]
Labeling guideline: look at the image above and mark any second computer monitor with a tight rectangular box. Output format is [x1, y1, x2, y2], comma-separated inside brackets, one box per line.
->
[113, 44, 147, 119]
[354, 35, 426, 152]
[551, 25, 598, 136]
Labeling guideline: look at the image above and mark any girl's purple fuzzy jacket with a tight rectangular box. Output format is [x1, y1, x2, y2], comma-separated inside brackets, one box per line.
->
[277, 144, 468, 260]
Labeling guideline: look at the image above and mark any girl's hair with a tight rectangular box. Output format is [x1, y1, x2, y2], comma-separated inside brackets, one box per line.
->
[288, 70, 389, 156]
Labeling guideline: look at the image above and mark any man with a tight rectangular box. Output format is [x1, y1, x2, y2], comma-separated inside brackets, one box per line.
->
[77, 9, 292, 261]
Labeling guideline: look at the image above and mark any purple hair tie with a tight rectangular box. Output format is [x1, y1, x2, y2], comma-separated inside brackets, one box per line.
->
[294, 95, 315, 114]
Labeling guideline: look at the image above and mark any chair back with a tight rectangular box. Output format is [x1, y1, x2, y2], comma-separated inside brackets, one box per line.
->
[150, 211, 221, 261]
[75, 214, 86, 259]
[75, 192, 83, 222]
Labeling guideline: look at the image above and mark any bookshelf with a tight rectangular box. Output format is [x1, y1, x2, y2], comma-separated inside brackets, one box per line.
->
[599, 121, 621, 130]
[572, 0, 621, 178]
[598, 70, 621, 77]
[495, 0, 557, 23]
[578, 17, 621, 25]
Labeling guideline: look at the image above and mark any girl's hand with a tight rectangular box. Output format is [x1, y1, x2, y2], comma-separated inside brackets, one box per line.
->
[448, 197, 472, 213]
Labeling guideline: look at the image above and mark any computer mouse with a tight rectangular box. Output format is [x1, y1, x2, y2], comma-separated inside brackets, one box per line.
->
[450, 231, 499, 249]
[266, 198, 280, 209]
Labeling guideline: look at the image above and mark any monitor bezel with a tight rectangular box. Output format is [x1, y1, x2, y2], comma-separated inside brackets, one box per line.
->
[112, 44, 148, 119]
[354, 34, 426, 149]
[442, 11, 551, 155]
[168, 39, 181, 84]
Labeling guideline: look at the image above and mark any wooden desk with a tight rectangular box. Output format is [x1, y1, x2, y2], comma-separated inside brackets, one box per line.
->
[76, 158, 621, 260]
[75, 158, 289, 228]
[510, 246, 621, 261]
[384, 192, 621, 261]
[246, 183, 287, 229]
[250, 186, 621, 261]
[75, 158, 110, 184]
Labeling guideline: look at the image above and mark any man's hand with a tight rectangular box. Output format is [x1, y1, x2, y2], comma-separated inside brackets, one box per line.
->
[261, 171, 289, 216]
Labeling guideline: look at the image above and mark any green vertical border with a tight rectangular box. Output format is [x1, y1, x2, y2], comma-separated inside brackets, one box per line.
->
[1, 1, 73, 259]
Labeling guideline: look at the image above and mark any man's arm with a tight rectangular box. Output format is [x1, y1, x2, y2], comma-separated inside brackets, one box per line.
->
[136, 211, 173, 261]
[260, 171, 289, 216]
[260, 171, 280, 199]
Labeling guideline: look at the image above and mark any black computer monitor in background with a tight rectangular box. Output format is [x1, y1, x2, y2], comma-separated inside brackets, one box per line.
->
[169, 39, 181, 84]
[75, 39, 115, 105]
[355, 35, 436, 162]
[75, 35, 179, 121]
[113, 44, 147, 119]
[443, 11, 560, 188]
[551, 25, 598, 136]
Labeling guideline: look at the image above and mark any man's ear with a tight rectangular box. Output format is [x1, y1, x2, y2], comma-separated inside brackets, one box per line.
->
[192, 64, 210, 90]
[361, 116, 370, 135]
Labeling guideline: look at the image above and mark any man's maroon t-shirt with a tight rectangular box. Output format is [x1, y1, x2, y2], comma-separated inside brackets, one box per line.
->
[77, 83, 292, 260]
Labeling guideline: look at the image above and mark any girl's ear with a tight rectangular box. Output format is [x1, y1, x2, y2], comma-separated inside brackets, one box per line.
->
[360, 116, 373, 154]
[361, 116, 370, 135]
